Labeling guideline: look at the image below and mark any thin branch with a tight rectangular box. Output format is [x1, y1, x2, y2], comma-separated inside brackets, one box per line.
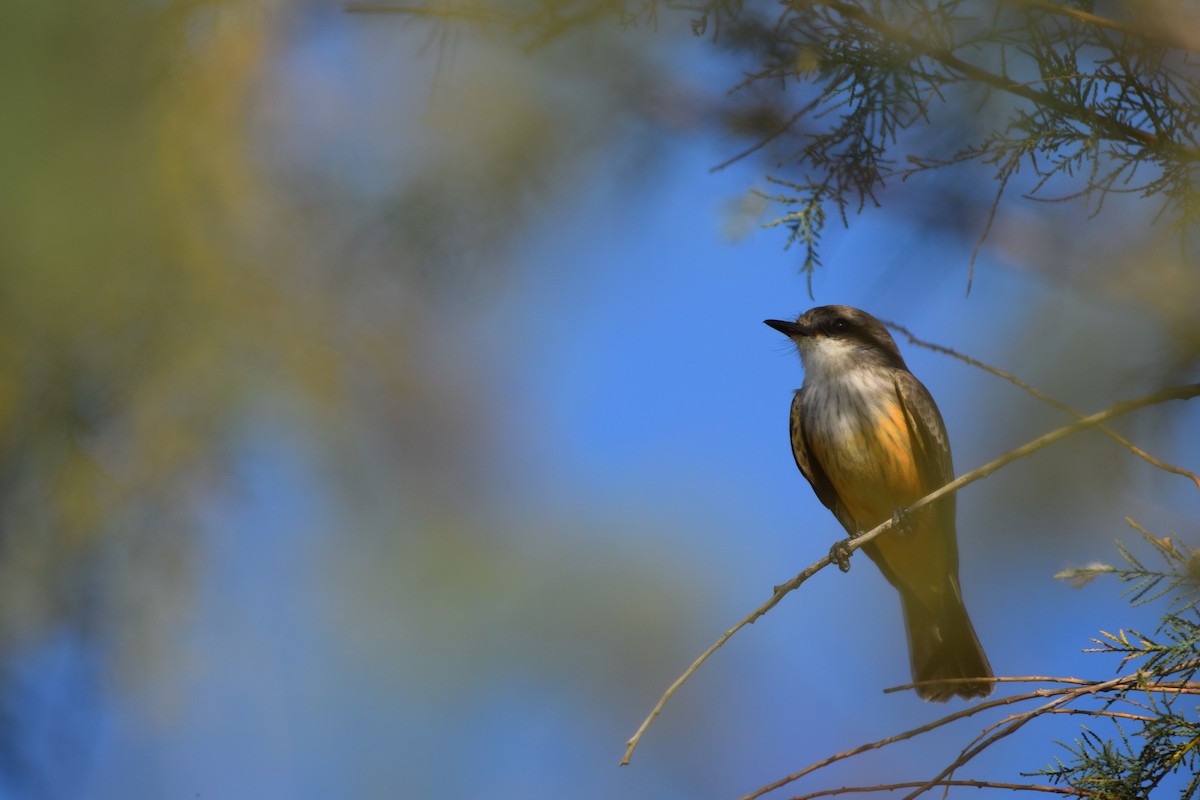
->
[745, 672, 1200, 800]
[618, 547, 834, 766]
[746, 674, 1160, 800]
[741, 683, 1076, 800]
[620, 383, 1200, 766]
[1010, 0, 1200, 53]
[1045, 708, 1157, 723]
[1015, 0, 1150, 39]
[966, 160, 1015, 296]
[789, 778, 1093, 800]
[904, 674, 1143, 800]
[910, 662, 1200, 799]
[885, 674, 1092, 691]
[710, 92, 828, 173]
[885, 321, 1200, 492]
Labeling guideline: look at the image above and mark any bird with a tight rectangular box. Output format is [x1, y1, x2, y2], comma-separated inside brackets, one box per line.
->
[764, 305, 993, 701]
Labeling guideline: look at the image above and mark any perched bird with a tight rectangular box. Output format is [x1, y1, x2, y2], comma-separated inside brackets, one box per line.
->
[765, 305, 993, 701]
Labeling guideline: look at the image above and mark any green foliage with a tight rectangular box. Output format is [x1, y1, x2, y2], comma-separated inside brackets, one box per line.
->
[754, 177, 829, 294]
[1043, 528, 1200, 799]
[710, 0, 1200, 278]
[399, 0, 1200, 284]
[700, 0, 1200, 283]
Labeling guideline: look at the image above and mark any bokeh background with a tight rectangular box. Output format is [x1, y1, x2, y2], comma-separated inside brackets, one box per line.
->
[2, 2, 1198, 798]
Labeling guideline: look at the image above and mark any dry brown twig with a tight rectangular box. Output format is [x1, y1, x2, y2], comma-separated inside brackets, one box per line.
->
[1044, 707, 1156, 724]
[897, 675, 1132, 800]
[621, 381, 1200, 766]
[742, 668, 1200, 800]
[786, 778, 1090, 800]
[738, 683, 1053, 800]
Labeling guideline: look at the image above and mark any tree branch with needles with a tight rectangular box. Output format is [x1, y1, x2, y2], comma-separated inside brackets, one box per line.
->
[741, 657, 1200, 800]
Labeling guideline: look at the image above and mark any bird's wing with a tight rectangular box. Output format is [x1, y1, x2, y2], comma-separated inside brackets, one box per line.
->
[789, 389, 858, 535]
[891, 372, 958, 557]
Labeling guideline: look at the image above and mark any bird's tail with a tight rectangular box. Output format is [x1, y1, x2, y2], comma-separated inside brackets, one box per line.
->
[902, 583, 993, 702]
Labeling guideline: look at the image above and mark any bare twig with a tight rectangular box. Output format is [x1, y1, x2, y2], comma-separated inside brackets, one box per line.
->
[789, 778, 1092, 800]
[908, 675, 1132, 800]
[884, 674, 1091, 691]
[966, 162, 1014, 296]
[1045, 708, 1156, 723]
[885, 321, 1200, 492]
[621, 383, 1200, 766]
[740, 683, 1070, 800]
[710, 93, 829, 173]
[749, 671, 1200, 800]
[1010, 0, 1200, 53]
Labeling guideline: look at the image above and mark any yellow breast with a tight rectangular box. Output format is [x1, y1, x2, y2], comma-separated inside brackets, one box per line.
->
[806, 388, 924, 527]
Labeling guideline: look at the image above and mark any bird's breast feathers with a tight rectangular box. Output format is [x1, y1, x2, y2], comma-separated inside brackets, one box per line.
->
[801, 368, 924, 502]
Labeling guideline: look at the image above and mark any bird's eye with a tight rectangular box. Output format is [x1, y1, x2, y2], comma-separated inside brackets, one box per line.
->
[831, 318, 849, 332]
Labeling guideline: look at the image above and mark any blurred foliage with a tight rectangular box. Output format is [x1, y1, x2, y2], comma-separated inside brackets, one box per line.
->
[379, 0, 1200, 307]
[0, 0, 701, 792]
[0, 1, 270, 664]
[0, 0, 476, 779]
[4, 0, 1200, 795]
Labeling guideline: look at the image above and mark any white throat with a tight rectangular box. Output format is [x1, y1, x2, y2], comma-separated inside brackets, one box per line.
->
[798, 335, 870, 385]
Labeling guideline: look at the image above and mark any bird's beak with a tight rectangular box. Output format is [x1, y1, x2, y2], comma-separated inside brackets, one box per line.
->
[764, 319, 810, 337]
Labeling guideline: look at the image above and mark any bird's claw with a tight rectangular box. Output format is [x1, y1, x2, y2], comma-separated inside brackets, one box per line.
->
[891, 506, 912, 535]
[829, 538, 854, 572]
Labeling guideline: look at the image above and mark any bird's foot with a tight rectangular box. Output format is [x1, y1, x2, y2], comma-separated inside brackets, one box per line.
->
[829, 537, 854, 573]
[891, 506, 912, 536]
